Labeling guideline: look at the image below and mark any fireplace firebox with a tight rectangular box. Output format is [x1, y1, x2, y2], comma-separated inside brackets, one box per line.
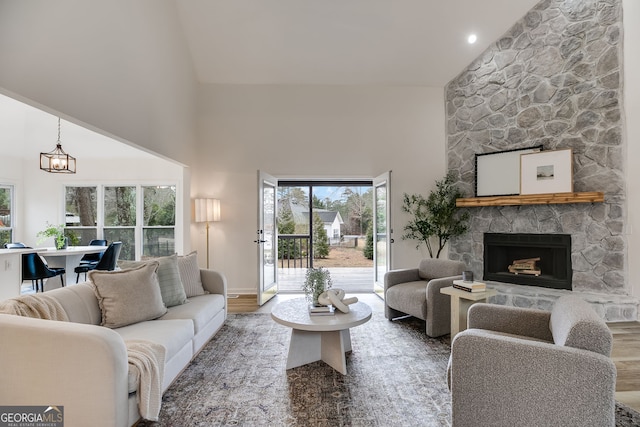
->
[483, 233, 572, 290]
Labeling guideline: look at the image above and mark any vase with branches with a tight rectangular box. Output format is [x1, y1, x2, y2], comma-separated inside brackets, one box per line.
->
[401, 173, 470, 258]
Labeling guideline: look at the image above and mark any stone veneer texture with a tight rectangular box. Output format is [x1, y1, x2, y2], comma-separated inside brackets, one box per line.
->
[446, 0, 627, 296]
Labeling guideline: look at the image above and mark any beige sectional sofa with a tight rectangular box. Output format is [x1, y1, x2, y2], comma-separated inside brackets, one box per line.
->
[0, 255, 227, 427]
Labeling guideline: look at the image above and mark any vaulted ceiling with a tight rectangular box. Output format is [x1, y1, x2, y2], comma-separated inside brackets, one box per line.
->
[175, 0, 541, 86]
[2, 0, 541, 159]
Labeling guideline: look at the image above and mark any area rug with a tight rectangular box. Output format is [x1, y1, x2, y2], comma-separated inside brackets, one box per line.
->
[139, 312, 640, 427]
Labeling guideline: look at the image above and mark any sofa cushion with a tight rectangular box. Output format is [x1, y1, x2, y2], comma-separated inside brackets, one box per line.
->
[89, 262, 167, 328]
[160, 294, 225, 334]
[549, 295, 612, 356]
[116, 319, 193, 364]
[386, 281, 428, 320]
[418, 259, 465, 280]
[116, 319, 193, 393]
[178, 251, 206, 297]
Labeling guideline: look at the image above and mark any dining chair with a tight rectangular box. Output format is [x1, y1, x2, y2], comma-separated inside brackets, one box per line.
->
[75, 241, 122, 283]
[8, 243, 35, 290]
[22, 252, 65, 292]
[78, 239, 108, 265]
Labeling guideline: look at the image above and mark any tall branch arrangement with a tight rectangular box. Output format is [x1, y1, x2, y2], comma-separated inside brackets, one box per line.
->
[401, 173, 469, 258]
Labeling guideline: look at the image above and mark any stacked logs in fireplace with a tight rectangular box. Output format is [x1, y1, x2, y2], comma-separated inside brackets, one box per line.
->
[508, 257, 541, 276]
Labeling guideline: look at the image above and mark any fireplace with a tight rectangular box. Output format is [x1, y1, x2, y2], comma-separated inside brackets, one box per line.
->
[483, 233, 572, 290]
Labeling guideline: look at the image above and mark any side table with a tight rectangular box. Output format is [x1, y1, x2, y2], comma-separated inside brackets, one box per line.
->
[440, 286, 497, 338]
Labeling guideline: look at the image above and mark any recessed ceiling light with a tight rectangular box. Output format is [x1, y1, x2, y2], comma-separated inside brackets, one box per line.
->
[468, 34, 477, 44]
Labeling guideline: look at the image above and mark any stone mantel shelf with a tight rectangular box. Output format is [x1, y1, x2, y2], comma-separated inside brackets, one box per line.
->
[456, 191, 604, 207]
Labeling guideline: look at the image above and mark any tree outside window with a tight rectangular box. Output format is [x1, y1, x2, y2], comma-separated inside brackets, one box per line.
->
[65, 186, 97, 244]
[0, 186, 13, 247]
[142, 185, 176, 258]
[104, 186, 136, 260]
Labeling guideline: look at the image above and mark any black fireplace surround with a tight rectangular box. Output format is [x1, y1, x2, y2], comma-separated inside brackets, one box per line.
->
[483, 233, 572, 290]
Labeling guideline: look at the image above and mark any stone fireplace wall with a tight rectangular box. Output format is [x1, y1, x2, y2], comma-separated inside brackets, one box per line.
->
[445, 0, 635, 319]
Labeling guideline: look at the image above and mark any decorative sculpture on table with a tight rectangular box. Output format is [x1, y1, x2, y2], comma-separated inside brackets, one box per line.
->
[318, 289, 358, 313]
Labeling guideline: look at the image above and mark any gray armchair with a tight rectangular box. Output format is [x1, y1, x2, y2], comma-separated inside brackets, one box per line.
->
[448, 295, 616, 427]
[384, 259, 465, 337]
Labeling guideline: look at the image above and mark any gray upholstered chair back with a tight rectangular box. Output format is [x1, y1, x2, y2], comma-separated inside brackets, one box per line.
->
[550, 295, 612, 356]
[418, 259, 465, 280]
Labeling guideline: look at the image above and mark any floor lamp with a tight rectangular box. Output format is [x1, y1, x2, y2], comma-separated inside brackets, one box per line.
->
[195, 198, 221, 269]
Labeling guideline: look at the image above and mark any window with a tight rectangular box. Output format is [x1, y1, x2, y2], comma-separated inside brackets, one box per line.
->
[65, 186, 98, 244]
[64, 184, 177, 261]
[65, 185, 176, 260]
[104, 186, 136, 261]
[0, 185, 14, 246]
[142, 185, 176, 258]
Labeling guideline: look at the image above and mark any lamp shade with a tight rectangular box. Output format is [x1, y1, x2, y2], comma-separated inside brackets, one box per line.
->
[195, 198, 220, 223]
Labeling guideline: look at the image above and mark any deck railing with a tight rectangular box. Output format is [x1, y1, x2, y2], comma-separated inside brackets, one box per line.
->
[278, 234, 310, 268]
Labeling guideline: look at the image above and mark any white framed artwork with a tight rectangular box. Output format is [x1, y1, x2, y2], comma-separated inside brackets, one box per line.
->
[520, 148, 573, 195]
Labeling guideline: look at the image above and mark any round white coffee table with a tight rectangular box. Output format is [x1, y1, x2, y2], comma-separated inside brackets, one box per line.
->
[271, 297, 372, 374]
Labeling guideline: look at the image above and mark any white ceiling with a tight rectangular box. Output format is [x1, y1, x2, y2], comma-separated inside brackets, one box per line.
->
[175, 0, 541, 86]
[0, 93, 156, 162]
[2, 0, 541, 160]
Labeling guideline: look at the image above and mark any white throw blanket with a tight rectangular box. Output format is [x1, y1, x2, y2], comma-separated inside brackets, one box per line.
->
[126, 340, 166, 421]
[0, 294, 69, 321]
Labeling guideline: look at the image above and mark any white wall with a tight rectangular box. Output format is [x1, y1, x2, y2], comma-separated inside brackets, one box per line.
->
[0, 0, 197, 253]
[0, 0, 198, 167]
[624, 0, 640, 297]
[193, 84, 447, 294]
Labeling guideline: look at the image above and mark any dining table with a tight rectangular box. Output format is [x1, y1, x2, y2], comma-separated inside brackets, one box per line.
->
[37, 245, 108, 288]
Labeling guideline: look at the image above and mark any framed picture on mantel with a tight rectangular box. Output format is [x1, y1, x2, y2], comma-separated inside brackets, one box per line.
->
[475, 146, 542, 197]
[520, 148, 573, 195]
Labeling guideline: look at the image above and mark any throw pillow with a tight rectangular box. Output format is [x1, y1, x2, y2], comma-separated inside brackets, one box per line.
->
[89, 262, 167, 328]
[117, 259, 146, 270]
[177, 251, 206, 297]
[119, 255, 187, 308]
[154, 254, 187, 307]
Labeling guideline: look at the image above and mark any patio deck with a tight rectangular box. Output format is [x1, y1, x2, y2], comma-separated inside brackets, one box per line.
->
[277, 267, 374, 293]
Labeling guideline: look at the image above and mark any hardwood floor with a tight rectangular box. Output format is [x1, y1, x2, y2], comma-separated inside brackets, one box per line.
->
[227, 294, 262, 313]
[610, 322, 640, 412]
[228, 295, 640, 414]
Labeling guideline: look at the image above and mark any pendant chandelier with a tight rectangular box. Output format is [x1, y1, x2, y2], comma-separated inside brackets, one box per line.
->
[40, 117, 76, 174]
